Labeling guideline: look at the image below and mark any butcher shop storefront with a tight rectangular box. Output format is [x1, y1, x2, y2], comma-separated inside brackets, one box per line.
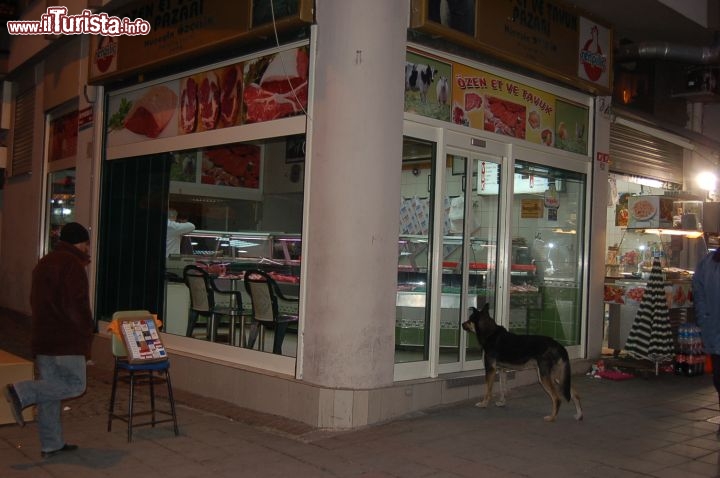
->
[82, 0, 613, 428]
[96, 42, 310, 373]
[89, 10, 315, 378]
[88, 2, 317, 381]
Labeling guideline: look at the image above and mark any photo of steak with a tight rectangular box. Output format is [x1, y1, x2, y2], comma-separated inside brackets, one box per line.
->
[464, 92, 483, 111]
[243, 47, 309, 123]
[198, 71, 220, 130]
[483, 96, 526, 139]
[179, 76, 198, 134]
[123, 85, 177, 138]
[219, 65, 240, 127]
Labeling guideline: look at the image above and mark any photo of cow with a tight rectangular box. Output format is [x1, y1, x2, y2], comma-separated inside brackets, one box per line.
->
[404, 51, 452, 122]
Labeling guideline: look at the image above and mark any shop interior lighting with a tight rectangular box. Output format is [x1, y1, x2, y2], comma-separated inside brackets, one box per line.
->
[228, 239, 258, 248]
[643, 228, 704, 239]
[627, 176, 664, 188]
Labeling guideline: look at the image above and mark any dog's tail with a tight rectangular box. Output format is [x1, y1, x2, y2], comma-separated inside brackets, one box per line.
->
[560, 348, 572, 402]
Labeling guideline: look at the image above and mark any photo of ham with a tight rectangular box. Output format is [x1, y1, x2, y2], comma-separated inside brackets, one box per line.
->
[198, 70, 220, 131]
[243, 47, 309, 123]
[179, 76, 198, 134]
[178, 64, 243, 135]
[219, 64, 242, 127]
[122, 85, 178, 138]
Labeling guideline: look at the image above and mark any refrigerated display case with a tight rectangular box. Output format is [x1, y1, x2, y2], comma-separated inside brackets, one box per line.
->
[395, 235, 539, 348]
[166, 230, 301, 282]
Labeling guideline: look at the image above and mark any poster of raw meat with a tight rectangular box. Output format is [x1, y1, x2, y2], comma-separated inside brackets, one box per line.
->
[451, 63, 556, 142]
[243, 46, 309, 123]
[106, 81, 180, 147]
[553, 100, 589, 155]
[106, 61, 244, 148]
[404, 51, 452, 122]
[178, 64, 243, 135]
[201, 143, 261, 189]
[49, 109, 79, 162]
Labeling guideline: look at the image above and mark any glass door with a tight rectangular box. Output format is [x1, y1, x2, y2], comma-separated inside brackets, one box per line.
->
[437, 148, 503, 373]
[395, 125, 507, 380]
[396, 133, 437, 371]
[511, 147, 588, 356]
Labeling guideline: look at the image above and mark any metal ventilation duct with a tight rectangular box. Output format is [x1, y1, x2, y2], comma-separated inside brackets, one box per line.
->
[617, 42, 720, 64]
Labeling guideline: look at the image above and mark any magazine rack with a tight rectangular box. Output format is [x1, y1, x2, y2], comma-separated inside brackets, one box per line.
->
[116, 314, 168, 364]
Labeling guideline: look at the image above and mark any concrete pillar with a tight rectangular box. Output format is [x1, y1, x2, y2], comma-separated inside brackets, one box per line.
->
[301, 0, 410, 389]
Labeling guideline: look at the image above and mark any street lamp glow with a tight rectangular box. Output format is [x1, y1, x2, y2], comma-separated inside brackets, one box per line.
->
[696, 171, 717, 191]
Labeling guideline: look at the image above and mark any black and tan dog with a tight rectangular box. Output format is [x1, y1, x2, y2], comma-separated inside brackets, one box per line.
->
[462, 304, 583, 422]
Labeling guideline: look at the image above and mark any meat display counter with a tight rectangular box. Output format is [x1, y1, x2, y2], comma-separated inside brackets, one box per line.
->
[396, 235, 539, 348]
[166, 230, 301, 281]
[164, 231, 301, 337]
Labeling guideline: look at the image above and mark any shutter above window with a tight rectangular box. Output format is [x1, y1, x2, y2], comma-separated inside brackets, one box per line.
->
[609, 123, 684, 184]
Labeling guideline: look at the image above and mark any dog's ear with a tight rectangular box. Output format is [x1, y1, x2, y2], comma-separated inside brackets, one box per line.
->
[469, 306, 477, 314]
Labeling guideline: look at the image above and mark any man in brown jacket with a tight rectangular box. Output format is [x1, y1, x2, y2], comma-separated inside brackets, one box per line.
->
[4, 222, 94, 459]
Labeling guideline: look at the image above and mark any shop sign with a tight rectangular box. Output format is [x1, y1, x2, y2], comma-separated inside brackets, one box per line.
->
[405, 49, 589, 155]
[409, 0, 612, 94]
[544, 183, 559, 208]
[88, 0, 313, 84]
[90, 36, 117, 79]
[78, 106, 94, 131]
[577, 19, 610, 88]
[521, 198, 544, 219]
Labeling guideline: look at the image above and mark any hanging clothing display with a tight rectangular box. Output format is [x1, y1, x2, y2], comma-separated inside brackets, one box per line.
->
[624, 258, 675, 372]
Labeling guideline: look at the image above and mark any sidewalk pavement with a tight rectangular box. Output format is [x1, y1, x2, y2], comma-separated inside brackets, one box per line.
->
[2, 309, 720, 477]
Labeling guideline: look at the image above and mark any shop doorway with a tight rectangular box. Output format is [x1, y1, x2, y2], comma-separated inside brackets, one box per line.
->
[511, 147, 588, 356]
[395, 126, 589, 381]
[395, 124, 507, 379]
[435, 147, 503, 373]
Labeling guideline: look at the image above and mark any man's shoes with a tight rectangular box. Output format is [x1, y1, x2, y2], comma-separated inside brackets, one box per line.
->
[41, 444, 78, 459]
[3, 384, 25, 427]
